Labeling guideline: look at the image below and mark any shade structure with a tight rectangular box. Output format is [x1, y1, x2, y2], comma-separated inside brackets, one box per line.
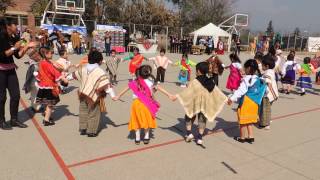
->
[190, 23, 232, 52]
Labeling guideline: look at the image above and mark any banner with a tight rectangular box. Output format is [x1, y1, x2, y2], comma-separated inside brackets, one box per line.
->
[40, 24, 87, 36]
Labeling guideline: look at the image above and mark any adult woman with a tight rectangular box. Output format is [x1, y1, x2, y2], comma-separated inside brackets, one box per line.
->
[0, 18, 36, 129]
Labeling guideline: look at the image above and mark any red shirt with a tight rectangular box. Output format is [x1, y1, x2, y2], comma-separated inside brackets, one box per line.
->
[37, 60, 61, 89]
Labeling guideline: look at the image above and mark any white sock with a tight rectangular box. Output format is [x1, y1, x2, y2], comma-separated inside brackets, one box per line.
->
[301, 88, 305, 93]
[144, 130, 149, 139]
[135, 130, 141, 141]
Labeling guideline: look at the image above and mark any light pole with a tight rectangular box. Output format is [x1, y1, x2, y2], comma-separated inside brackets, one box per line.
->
[300, 30, 308, 51]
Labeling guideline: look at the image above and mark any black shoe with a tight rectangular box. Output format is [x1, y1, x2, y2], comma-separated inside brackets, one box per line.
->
[43, 120, 55, 126]
[234, 137, 246, 143]
[42, 113, 53, 121]
[80, 129, 87, 135]
[87, 133, 98, 137]
[246, 138, 255, 144]
[0, 121, 13, 130]
[143, 138, 150, 145]
[300, 92, 306, 96]
[11, 120, 28, 128]
[135, 140, 141, 145]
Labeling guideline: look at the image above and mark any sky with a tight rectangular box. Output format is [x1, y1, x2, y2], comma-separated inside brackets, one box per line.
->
[234, 0, 320, 33]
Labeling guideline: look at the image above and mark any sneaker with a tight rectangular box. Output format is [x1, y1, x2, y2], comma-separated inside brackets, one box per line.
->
[264, 126, 271, 130]
[196, 139, 203, 145]
[180, 84, 187, 88]
[185, 133, 194, 143]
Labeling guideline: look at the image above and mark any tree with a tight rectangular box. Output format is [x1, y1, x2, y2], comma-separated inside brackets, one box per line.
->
[294, 27, 300, 37]
[266, 20, 274, 36]
[30, 0, 49, 16]
[169, 0, 235, 33]
[0, 0, 15, 15]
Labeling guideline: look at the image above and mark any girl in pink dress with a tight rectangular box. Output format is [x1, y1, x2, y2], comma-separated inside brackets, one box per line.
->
[226, 53, 242, 91]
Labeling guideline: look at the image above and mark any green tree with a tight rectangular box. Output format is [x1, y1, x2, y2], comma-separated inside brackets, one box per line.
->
[0, 0, 15, 15]
[30, 0, 49, 16]
[266, 20, 274, 36]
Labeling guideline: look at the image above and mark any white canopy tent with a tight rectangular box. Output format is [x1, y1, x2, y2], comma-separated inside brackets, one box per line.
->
[190, 23, 232, 52]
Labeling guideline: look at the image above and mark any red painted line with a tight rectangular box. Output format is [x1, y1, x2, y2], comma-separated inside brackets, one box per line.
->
[20, 99, 75, 180]
[67, 107, 320, 169]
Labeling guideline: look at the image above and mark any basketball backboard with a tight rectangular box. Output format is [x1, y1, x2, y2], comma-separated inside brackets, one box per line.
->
[55, 0, 85, 12]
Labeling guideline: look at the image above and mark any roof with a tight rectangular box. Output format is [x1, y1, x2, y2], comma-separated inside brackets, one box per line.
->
[190, 23, 231, 37]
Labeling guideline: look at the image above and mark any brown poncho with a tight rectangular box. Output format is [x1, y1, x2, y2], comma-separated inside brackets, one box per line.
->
[177, 79, 227, 122]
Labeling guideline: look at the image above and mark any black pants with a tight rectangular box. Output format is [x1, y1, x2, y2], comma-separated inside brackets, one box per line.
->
[0, 69, 20, 122]
[156, 67, 166, 83]
[105, 43, 111, 56]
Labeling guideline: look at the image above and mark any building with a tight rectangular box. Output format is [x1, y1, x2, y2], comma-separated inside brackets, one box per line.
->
[5, 0, 38, 30]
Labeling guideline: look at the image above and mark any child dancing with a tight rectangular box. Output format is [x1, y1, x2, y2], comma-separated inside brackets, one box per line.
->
[36, 47, 68, 126]
[259, 55, 279, 130]
[123, 48, 146, 78]
[148, 48, 172, 83]
[114, 65, 173, 145]
[104, 49, 121, 85]
[171, 62, 227, 146]
[226, 53, 242, 92]
[174, 53, 196, 87]
[228, 59, 267, 143]
[72, 50, 115, 137]
[23, 48, 42, 112]
[296, 57, 316, 96]
[281, 54, 300, 94]
[54, 49, 72, 93]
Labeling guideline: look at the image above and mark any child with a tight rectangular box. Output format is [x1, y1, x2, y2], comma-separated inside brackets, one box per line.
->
[123, 48, 146, 78]
[149, 48, 172, 83]
[54, 49, 72, 93]
[226, 53, 242, 92]
[296, 57, 316, 96]
[275, 50, 284, 88]
[72, 50, 115, 137]
[23, 48, 42, 112]
[228, 59, 267, 143]
[281, 54, 300, 94]
[171, 62, 227, 145]
[174, 53, 196, 87]
[36, 47, 68, 126]
[104, 49, 121, 85]
[114, 65, 173, 145]
[259, 55, 279, 130]
[206, 51, 225, 86]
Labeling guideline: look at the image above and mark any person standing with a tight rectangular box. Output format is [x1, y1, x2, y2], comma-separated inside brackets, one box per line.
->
[104, 32, 112, 56]
[71, 31, 81, 55]
[206, 51, 225, 86]
[149, 48, 172, 83]
[0, 18, 36, 129]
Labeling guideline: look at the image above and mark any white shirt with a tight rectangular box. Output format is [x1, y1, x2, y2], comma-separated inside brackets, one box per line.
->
[229, 75, 258, 102]
[263, 69, 279, 102]
[281, 61, 300, 76]
[232, 62, 242, 70]
[132, 79, 153, 99]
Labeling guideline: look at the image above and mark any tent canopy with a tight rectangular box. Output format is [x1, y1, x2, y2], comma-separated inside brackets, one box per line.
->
[190, 23, 232, 51]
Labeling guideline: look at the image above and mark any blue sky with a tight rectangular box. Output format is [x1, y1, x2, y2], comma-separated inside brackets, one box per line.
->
[234, 0, 320, 33]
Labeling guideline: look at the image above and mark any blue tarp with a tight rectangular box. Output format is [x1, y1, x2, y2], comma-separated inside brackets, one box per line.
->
[41, 24, 87, 36]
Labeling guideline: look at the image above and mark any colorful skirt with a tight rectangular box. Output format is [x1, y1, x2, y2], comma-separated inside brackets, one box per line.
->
[129, 99, 157, 131]
[237, 96, 258, 125]
[296, 76, 312, 89]
[36, 89, 60, 105]
[178, 70, 188, 85]
[281, 71, 295, 85]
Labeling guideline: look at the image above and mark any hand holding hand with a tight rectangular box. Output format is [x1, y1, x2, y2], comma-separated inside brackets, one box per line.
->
[169, 95, 177, 101]
[14, 41, 22, 49]
[227, 99, 232, 105]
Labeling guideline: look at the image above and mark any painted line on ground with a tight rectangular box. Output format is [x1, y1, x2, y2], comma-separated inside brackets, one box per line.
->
[67, 107, 320, 169]
[20, 99, 75, 180]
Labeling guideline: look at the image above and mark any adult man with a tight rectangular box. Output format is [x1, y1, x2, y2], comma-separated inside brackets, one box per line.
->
[0, 18, 36, 129]
[104, 32, 112, 56]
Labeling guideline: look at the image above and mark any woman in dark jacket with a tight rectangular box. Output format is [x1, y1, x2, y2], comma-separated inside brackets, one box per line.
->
[0, 18, 36, 129]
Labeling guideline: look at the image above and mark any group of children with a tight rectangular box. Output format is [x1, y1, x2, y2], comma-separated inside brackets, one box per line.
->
[22, 45, 319, 146]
